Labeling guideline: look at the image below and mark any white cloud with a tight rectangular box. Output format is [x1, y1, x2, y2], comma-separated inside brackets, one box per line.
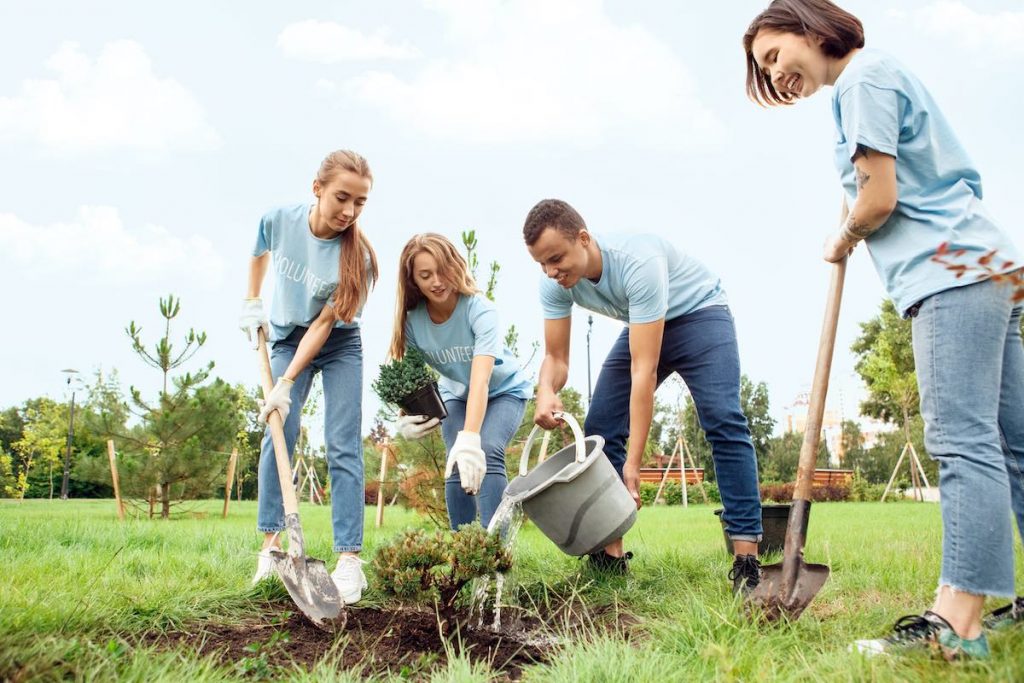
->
[0, 41, 220, 154]
[0, 206, 224, 288]
[278, 20, 421, 62]
[330, 0, 722, 148]
[913, 1, 1024, 55]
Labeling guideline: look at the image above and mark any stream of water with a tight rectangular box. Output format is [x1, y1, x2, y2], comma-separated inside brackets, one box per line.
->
[471, 494, 525, 630]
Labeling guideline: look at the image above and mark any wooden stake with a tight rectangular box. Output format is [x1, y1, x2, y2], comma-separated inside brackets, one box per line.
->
[375, 442, 391, 528]
[106, 440, 124, 520]
[680, 440, 689, 508]
[222, 447, 238, 518]
[537, 431, 551, 463]
[654, 440, 679, 505]
[681, 435, 709, 504]
[881, 443, 910, 502]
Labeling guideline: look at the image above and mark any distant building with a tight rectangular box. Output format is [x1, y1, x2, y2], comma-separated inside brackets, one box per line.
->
[783, 391, 896, 466]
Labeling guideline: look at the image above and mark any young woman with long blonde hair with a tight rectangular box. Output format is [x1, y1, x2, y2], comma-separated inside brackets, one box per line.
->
[239, 149, 378, 604]
[389, 233, 531, 530]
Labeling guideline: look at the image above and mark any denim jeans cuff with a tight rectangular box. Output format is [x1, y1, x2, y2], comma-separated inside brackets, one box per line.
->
[334, 545, 363, 553]
[728, 534, 762, 543]
[257, 525, 284, 533]
[938, 580, 1016, 600]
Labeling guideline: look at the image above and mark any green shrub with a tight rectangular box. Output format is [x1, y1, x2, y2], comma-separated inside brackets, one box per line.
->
[372, 347, 440, 406]
[639, 480, 719, 505]
[372, 523, 512, 632]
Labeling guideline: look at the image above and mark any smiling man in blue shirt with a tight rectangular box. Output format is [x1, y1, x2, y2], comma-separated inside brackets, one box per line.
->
[523, 198, 763, 593]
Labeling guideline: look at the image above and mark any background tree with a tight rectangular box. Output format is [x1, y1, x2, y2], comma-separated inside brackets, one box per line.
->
[87, 295, 242, 518]
[851, 300, 937, 483]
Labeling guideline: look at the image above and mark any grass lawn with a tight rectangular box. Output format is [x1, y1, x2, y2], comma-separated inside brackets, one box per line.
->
[1, 498, 1022, 681]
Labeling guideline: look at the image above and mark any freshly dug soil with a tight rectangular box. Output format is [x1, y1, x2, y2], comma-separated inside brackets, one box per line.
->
[144, 604, 558, 680]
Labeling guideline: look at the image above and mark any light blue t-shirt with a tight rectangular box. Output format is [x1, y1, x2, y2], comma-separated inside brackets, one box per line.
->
[405, 293, 533, 402]
[832, 48, 1020, 315]
[539, 232, 727, 324]
[253, 203, 363, 341]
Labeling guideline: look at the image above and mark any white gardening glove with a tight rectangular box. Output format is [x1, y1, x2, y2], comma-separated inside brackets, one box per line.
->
[257, 378, 294, 425]
[444, 431, 486, 495]
[396, 414, 440, 440]
[240, 298, 270, 349]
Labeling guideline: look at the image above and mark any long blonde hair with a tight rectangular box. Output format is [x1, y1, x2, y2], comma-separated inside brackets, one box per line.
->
[318, 150, 379, 322]
[388, 233, 479, 359]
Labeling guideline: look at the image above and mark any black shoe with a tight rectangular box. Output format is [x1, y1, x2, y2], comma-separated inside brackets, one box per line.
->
[585, 550, 633, 574]
[983, 596, 1024, 631]
[729, 554, 761, 595]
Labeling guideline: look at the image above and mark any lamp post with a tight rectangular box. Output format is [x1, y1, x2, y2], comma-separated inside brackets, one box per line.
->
[60, 368, 80, 500]
[586, 314, 594, 405]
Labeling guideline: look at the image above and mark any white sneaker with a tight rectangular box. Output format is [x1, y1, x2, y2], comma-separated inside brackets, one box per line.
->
[331, 555, 368, 604]
[251, 550, 276, 585]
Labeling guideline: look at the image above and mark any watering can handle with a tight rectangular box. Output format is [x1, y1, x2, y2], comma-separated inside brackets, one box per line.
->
[519, 412, 586, 477]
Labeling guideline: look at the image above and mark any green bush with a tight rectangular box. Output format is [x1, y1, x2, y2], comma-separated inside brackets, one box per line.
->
[372, 523, 512, 632]
[639, 480, 720, 505]
[371, 347, 440, 406]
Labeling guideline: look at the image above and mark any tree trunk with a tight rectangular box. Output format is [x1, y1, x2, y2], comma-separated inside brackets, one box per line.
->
[161, 481, 171, 519]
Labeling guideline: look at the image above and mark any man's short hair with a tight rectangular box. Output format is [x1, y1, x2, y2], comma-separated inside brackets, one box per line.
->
[522, 199, 587, 246]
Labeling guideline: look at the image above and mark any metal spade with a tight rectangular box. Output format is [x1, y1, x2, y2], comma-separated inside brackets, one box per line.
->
[256, 330, 345, 630]
[748, 259, 846, 621]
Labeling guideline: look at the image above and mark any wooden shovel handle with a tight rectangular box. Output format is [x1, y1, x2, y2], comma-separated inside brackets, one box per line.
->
[257, 329, 300, 517]
[793, 259, 847, 501]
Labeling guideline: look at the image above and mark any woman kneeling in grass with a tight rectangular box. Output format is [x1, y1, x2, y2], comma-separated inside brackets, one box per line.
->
[744, 0, 1023, 660]
[389, 234, 532, 530]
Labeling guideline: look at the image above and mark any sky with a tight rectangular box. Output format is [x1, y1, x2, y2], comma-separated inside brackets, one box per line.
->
[1, 0, 1022, 445]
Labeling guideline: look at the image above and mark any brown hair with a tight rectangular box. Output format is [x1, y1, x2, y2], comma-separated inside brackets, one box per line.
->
[743, 0, 864, 106]
[318, 150, 379, 323]
[387, 233, 479, 360]
[522, 199, 587, 246]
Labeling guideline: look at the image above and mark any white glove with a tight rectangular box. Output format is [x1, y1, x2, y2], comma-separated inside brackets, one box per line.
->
[257, 378, 294, 425]
[444, 431, 486, 495]
[396, 414, 440, 440]
[240, 298, 270, 349]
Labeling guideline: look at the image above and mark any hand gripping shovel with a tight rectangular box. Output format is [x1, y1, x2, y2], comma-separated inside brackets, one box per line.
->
[256, 330, 345, 630]
[749, 259, 846, 621]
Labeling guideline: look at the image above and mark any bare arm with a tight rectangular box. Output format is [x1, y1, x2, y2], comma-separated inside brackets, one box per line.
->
[247, 253, 270, 298]
[462, 355, 496, 433]
[825, 147, 897, 262]
[621, 319, 665, 507]
[535, 317, 571, 428]
[281, 303, 336, 381]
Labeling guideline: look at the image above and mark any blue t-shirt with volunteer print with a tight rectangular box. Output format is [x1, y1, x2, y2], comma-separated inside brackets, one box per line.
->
[253, 203, 365, 341]
[832, 48, 1020, 315]
[539, 232, 727, 324]
[405, 293, 533, 403]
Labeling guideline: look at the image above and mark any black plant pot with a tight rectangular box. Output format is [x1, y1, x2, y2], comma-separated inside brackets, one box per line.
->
[713, 504, 790, 556]
[398, 381, 448, 421]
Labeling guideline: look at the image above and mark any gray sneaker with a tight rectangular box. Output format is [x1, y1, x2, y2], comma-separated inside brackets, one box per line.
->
[983, 596, 1023, 631]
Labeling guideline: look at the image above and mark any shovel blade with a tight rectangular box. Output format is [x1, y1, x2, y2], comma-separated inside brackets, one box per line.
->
[271, 550, 345, 630]
[748, 558, 829, 622]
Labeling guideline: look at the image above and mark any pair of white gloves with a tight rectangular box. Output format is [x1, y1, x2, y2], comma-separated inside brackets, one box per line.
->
[397, 415, 485, 496]
[239, 298, 293, 425]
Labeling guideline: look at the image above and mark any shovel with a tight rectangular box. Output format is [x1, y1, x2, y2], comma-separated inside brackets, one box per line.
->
[748, 258, 846, 621]
[256, 329, 345, 630]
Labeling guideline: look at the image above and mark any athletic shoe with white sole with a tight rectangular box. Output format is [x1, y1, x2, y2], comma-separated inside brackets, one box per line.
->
[332, 555, 368, 604]
[851, 611, 989, 661]
[251, 550, 276, 585]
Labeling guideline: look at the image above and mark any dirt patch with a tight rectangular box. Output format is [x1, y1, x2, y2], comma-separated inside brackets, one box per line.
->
[144, 604, 559, 680]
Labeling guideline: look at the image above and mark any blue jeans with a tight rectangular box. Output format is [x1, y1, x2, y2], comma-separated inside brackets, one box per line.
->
[257, 326, 365, 553]
[441, 394, 527, 530]
[585, 305, 763, 541]
[912, 278, 1024, 597]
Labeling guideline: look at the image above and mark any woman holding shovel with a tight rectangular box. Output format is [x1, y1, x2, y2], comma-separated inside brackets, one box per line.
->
[239, 149, 378, 605]
[388, 233, 532, 530]
[744, 0, 1024, 659]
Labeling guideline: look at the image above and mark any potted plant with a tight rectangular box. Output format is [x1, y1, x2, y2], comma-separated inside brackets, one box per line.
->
[372, 347, 448, 420]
